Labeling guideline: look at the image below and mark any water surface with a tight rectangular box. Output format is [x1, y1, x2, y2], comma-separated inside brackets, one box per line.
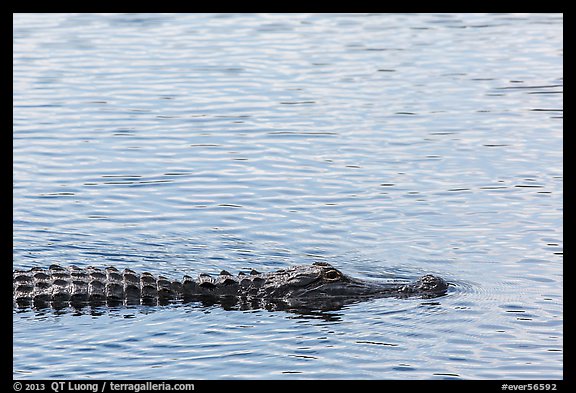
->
[13, 13, 563, 379]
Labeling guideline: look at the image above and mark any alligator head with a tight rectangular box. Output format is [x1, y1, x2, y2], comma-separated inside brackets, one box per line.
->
[270, 262, 448, 300]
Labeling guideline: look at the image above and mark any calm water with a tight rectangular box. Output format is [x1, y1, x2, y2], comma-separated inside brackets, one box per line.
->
[13, 13, 563, 379]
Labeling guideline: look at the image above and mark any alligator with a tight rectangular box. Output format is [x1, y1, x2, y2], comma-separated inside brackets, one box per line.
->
[13, 262, 449, 312]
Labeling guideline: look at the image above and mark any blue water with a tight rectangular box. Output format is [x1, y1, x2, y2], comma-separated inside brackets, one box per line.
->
[13, 13, 562, 379]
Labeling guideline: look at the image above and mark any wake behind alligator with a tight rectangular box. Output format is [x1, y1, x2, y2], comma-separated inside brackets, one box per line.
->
[13, 262, 449, 312]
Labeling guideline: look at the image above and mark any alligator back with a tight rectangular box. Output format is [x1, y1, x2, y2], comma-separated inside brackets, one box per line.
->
[14, 265, 178, 307]
[12, 264, 312, 307]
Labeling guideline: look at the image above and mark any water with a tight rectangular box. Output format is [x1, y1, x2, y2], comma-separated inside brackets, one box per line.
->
[13, 13, 562, 379]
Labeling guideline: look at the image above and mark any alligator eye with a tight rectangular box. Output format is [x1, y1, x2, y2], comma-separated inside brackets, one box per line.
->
[324, 269, 341, 281]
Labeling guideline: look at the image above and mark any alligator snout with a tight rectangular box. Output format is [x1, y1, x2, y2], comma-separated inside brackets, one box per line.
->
[416, 274, 449, 293]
